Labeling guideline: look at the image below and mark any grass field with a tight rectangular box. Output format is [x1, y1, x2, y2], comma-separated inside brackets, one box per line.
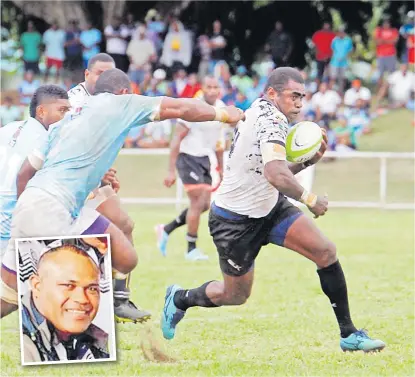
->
[0, 110, 414, 376]
[1, 206, 414, 377]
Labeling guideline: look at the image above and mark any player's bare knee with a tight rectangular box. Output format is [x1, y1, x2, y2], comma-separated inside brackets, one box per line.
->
[190, 197, 205, 213]
[315, 240, 337, 268]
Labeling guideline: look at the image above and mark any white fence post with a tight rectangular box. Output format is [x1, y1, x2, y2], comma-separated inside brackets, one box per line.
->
[379, 157, 387, 206]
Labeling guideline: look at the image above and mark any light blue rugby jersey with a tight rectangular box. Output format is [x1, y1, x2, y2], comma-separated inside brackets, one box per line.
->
[0, 118, 47, 240]
[27, 93, 162, 218]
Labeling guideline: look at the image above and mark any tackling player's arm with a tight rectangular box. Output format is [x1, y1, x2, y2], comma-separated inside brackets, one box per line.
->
[164, 122, 189, 188]
[158, 97, 244, 124]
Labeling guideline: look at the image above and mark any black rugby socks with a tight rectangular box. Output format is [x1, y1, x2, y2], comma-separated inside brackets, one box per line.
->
[164, 208, 188, 234]
[173, 281, 219, 311]
[317, 260, 357, 338]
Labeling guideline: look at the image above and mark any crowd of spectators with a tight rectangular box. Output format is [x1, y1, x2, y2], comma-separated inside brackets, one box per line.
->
[1, 9, 414, 152]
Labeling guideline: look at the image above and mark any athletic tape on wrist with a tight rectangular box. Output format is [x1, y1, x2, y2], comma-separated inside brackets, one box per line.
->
[300, 190, 317, 208]
[214, 107, 229, 123]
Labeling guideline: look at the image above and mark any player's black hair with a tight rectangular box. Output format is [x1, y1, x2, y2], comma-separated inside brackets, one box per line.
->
[265, 67, 304, 93]
[29, 85, 68, 118]
[94, 68, 131, 95]
[87, 53, 115, 70]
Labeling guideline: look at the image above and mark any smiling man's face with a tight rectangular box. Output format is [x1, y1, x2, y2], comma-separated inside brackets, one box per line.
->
[30, 246, 100, 335]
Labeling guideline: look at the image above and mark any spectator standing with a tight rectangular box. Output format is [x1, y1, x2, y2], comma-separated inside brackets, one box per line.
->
[104, 17, 130, 72]
[19, 70, 41, 106]
[126, 25, 156, 85]
[43, 22, 66, 82]
[373, 18, 399, 89]
[399, 11, 414, 63]
[329, 26, 353, 94]
[266, 21, 294, 67]
[0, 96, 21, 127]
[209, 20, 227, 73]
[64, 20, 83, 73]
[312, 22, 336, 84]
[80, 22, 102, 68]
[145, 9, 166, 56]
[160, 19, 192, 74]
[20, 21, 42, 74]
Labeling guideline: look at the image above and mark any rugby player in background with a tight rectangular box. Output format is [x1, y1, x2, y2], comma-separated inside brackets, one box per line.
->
[68, 52, 150, 323]
[156, 76, 228, 261]
[0, 85, 71, 317]
[161, 67, 386, 353]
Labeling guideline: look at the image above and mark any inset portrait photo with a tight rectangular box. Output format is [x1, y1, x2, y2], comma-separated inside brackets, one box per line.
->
[16, 235, 116, 365]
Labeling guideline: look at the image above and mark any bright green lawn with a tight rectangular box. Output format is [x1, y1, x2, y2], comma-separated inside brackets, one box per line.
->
[1, 207, 414, 377]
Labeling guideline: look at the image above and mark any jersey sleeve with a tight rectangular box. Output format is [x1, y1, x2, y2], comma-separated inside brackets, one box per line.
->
[256, 102, 289, 163]
[112, 94, 164, 132]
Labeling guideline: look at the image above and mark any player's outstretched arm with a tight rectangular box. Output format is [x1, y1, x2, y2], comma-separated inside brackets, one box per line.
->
[16, 158, 38, 198]
[158, 97, 244, 124]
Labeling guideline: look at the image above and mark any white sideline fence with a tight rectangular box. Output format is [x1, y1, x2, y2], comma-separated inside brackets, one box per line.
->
[118, 149, 415, 210]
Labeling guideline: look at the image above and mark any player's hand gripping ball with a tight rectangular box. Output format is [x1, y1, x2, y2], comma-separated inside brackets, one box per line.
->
[286, 121, 323, 163]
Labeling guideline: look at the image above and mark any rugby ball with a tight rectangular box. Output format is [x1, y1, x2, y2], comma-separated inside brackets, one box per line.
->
[286, 121, 323, 163]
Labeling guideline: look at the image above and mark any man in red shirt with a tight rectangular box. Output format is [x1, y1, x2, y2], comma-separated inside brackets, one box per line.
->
[312, 22, 336, 85]
[374, 18, 399, 87]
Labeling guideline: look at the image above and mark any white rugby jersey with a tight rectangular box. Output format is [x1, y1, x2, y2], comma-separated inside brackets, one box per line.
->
[68, 82, 90, 113]
[215, 98, 289, 218]
[179, 99, 226, 157]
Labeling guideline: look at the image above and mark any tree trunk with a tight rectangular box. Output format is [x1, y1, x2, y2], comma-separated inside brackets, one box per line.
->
[101, 0, 126, 27]
[11, 0, 87, 28]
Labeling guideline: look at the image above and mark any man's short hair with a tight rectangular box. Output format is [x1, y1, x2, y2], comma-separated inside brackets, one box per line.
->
[265, 67, 304, 93]
[94, 68, 131, 95]
[29, 85, 68, 118]
[87, 53, 115, 70]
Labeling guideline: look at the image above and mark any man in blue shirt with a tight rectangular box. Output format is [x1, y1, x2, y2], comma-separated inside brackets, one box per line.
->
[80, 22, 102, 68]
[329, 26, 353, 93]
[0, 85, 71, 317]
